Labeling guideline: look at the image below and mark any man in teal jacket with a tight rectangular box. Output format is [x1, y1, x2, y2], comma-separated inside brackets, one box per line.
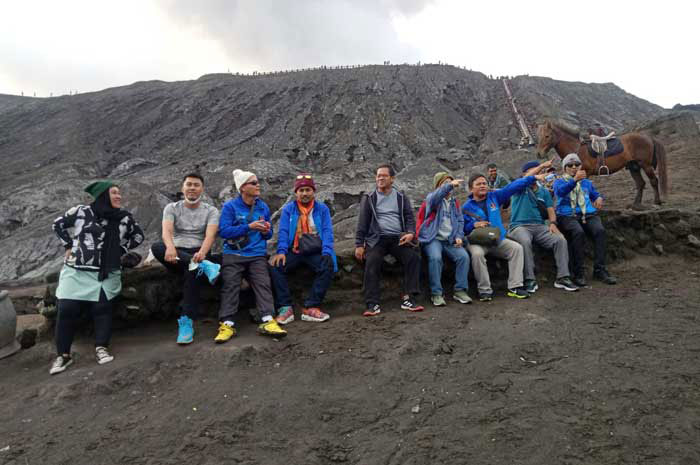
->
[269, 174, 337, 325]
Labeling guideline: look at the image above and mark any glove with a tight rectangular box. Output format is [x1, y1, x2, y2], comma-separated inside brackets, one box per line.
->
[320, 254, 334, 271]
[121, 251, 142, 268]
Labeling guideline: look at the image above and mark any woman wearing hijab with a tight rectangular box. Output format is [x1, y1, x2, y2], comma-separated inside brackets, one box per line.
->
[50, 180, 144, 374]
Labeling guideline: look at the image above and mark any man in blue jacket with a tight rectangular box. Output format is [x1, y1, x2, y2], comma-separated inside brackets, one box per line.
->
[554, 153, 617, 286]
[418, 172, 471, 306]
[463, 172, 545, 301]
[216, 169, 287, 343]
[269, 174, 337, 324]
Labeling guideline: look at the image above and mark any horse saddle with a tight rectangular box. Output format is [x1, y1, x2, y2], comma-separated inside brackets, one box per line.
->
[587, 133, 623, 157]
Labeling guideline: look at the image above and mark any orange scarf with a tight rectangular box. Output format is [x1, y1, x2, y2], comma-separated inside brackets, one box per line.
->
[293, 199, 314, 253]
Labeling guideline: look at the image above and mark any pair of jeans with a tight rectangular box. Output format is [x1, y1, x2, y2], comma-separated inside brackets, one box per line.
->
[150, 242, 221, 319]
[55, 288, 112, 355]
[218, 254, 274, 322]
[422, 239, 470, 296]
[269, 253, 333, 309]
[363, 235, 421, 306]
[557, 214, 607, 278]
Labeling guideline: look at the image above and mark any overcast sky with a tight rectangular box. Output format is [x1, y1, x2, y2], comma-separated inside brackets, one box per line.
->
[1, 0, 696, 108]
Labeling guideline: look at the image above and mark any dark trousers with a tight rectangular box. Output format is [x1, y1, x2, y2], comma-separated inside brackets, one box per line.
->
[219, 254, 274, 322]
[363, 235, 421, 306]
[557, 214, 607, 278]
[150, 242, 221, 319]
[270, 253, 333, 309]
[55, 289, 112, 355]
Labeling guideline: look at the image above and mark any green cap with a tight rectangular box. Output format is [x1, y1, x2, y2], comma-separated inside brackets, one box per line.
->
[84, 180, 116, 200]
[433, 172, 452, 189]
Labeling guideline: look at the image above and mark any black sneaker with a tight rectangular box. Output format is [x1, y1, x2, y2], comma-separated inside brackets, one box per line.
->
[400, 295, 424, 312]
[572, 275, 587, 287]
[507, 287, 530, 299]
[49, 355, 73, 375]
[593, 269, 618, 285]
[554, 276, 579, 292]
[363, 304, 382, 317]
[524, 279, 538, 294]
[478, 292, 493, 302]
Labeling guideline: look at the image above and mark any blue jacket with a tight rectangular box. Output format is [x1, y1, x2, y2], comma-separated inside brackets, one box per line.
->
[219, 196, 273, 257]
[418, 183, 464, 244]
[462, 176, 534, 240]
[553, 178, 602, 217]
[276, 200, 338, 272]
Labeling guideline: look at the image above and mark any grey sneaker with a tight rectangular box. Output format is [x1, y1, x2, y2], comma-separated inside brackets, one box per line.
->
[431, 295, 446, 306]
[49, 355, 73, 375]
[453, 290, 472, 304]
[524, 279, 538, 294]
[554, 276, 579, 292]
[95, 346, 114, 365]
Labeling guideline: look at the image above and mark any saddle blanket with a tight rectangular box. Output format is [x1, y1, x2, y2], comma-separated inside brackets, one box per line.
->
[587, 137, 623, 157]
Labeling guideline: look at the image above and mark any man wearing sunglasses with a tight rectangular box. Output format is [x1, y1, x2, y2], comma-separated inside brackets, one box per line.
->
[269, 174, 337, 324]
[553, 153, 617, 286]
[216, 169, 287, 343]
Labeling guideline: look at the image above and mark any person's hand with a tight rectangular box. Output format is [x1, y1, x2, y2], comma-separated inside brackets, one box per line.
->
[165, 246, 178, 263]
[398, 233, 414, 246]
[541, 159, 554, 170]
[269, 253, 286, 267]
[355, 246, 366, 262]
[474, 221, 490, 229]
[549, 223, 561, 235]
[454, 238, 463, 247]
[450, 179, 464, 188]
[249, 219, 267, 232]
[534, 173, 547, 182]
[320, 254, 334, 270]
[192, 251, 206, 263]
[574, 169, 587, 182]
[593, 197, 603, 209]
[64, 249, 72, 260]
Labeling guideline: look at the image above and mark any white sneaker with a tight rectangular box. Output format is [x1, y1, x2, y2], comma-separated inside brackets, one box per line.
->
[95, 346, 114, 365]
[49, 355, 73, 375]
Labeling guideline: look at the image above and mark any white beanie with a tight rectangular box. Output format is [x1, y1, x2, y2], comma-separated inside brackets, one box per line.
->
[562, 153, 581, 168]
[232, 169, 256, 192]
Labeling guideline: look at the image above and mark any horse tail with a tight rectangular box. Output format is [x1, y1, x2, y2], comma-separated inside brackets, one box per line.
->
[653, 138, 669, 197]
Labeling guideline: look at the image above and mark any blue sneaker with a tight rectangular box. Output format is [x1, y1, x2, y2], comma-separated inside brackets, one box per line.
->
[177, 316, 194, 345]
[196, 260, 221, 285]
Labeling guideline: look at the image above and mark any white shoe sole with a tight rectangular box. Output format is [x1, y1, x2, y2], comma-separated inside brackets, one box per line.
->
[453, 297, 472, 304]
[301, 314, 329, 322]
[49, 359, 73, 375]
[554, 282, 579, 292]
[276, 315, 294, 325]
[97, 356, 114, 365]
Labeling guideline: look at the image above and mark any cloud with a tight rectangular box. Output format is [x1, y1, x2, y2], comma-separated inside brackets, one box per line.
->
[157, 0, 433, 71]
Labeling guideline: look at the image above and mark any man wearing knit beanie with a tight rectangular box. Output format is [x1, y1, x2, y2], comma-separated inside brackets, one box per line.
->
[269, 173, 337, 325]
[215, 168, 287, 342]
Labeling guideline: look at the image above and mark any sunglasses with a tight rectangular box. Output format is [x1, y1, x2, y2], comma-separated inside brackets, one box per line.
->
[296, 174, 313, 180]
[565, 163, 581, 168]
[244, 180, 260, 186]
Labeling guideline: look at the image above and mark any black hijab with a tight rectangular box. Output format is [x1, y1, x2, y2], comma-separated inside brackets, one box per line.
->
[91, 188, 129, 281]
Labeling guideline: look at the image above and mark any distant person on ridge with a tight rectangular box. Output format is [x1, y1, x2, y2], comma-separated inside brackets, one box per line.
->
[417, 172, 471, 306]
[355, 164, 424, 316]
[269, 174, 337, 325]
[216, 169, 286, 342]
[49, 181, 144, 375]
[150, 173, 221, 345]
[553, 154, 618, 287]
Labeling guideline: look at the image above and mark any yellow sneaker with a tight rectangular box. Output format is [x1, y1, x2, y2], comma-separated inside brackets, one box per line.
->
[214, 323, 236, 344]
[258, 319, 287, 338]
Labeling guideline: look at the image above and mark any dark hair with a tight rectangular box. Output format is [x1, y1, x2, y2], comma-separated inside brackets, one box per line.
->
[376, 164, 395, 177]
[182, 173, 204, 184]
[468, 173, 487, 189]
[486, 163, 498, 170]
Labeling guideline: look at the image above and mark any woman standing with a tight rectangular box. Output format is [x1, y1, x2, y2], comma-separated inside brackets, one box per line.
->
[50, 181, 144, 374]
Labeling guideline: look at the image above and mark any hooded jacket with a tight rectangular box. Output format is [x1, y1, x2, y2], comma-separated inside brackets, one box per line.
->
[276, 200, 338, 272]
[418, 183, 464, 244]
[355, 189, 415, 248]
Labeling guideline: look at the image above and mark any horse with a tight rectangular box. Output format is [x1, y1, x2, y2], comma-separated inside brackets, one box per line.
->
[536, 120, 669, 206]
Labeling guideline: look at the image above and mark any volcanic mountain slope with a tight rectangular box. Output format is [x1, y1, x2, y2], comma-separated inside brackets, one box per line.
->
[0, 64, 665, 281]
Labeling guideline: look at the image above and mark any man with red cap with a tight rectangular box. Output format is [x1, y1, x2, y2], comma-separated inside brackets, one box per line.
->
[269, 174, 337, 324]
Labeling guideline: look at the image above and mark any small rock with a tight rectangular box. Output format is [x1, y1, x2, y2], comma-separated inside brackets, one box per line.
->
[653, 244, 664, 255]
[411, 405, 420, 414]
[688, 234, 700, 248]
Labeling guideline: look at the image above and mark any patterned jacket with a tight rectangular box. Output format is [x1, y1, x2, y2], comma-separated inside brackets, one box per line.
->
[53, 205, 144, 271]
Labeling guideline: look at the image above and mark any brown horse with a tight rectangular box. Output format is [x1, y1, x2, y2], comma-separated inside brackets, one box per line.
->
[536, 120, 669, 206]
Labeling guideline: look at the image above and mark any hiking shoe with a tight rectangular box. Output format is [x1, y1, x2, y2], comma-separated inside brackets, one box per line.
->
[593, 269, 618, 285]
[401, 295, 424, 312]
[95, 346, 114, 365]
[554, 277, 579, 292]
[49, 355, 73, 375]
[572, 275, 587, 287]
[453, 290, 472, 304]
[507, 287, 530, 299]
[258, 319, 287, 338]
[363, 304, 382, 317]
[196, 260, 221, 285]
[275, 306, 295, 325]
[431, 295, 446, 307]
[214, 322, 236, 344]
[177, 315, 194, 344]
[524, 279, 538, 294]
[478, 292, 493, 302]
[301, 307, 330, 322]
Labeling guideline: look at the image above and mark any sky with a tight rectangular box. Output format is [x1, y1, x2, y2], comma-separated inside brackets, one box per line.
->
[1, 0, 697, 108]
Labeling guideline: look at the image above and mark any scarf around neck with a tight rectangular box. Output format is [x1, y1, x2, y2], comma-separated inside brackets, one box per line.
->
[563, 174, 587, 222]
[91, 191, 129, 281]
[293, 199, 315, 253]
